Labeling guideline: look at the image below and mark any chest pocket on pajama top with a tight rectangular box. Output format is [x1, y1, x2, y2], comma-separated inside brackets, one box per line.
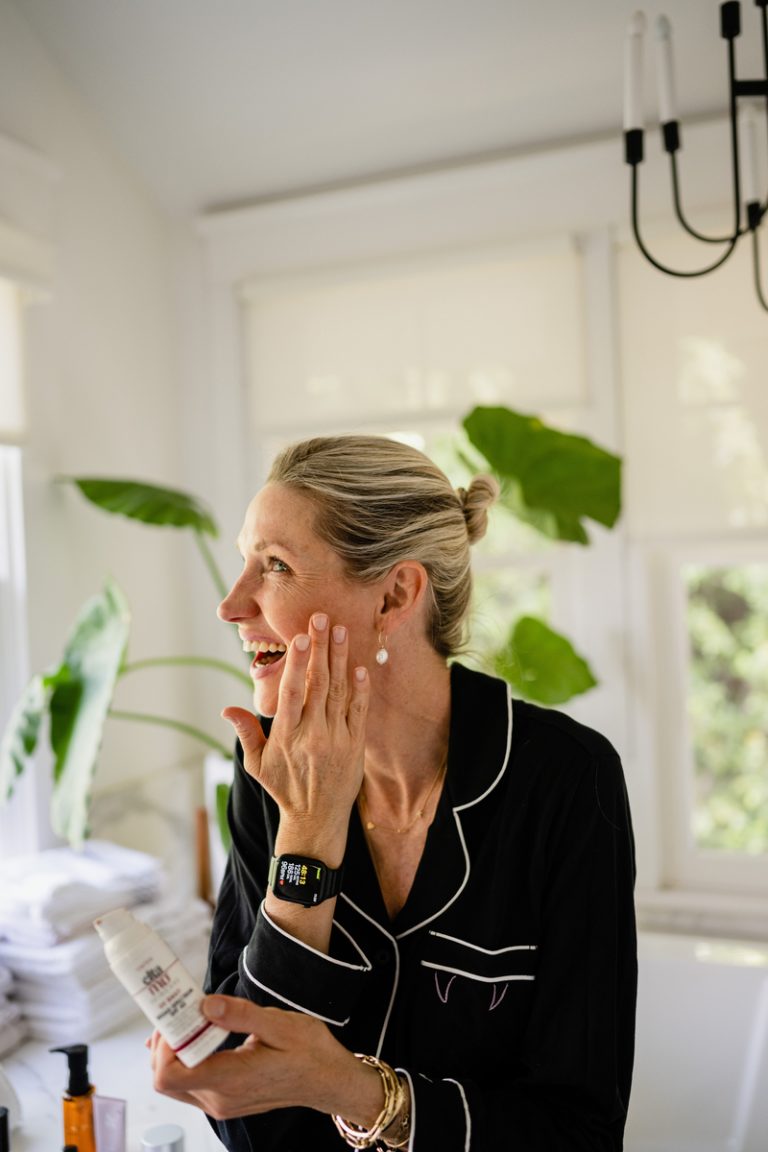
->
[419, 929, 539, 1032]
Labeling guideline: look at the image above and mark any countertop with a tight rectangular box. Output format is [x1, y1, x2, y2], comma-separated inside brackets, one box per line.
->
[1, 1015, 223, 1151]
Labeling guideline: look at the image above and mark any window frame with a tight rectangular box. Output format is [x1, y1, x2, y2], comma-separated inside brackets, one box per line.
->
[0, 128, 59, 855]
[632, 537, 768, 900]
[0, 444, 50, 856]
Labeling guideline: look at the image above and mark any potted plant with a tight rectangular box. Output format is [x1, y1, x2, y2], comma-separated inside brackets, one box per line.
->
[459, 405, 622, 704]
[0, 479, 250, 851]
[0, 407, 621, 852]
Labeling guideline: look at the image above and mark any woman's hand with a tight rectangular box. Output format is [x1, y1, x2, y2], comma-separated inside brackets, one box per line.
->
[151, 995, 383, 1125]
[223, 613, 369, 851]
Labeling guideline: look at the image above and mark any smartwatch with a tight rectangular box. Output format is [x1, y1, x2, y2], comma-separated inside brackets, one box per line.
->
[267, 854, 344, 907]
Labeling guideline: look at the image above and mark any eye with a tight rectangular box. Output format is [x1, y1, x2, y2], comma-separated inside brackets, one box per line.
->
[267, 556, 290, 574]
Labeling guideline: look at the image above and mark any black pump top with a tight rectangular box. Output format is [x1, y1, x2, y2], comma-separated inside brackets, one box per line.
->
[0, 1105, 9, 1152]
[50, 1043, 92, 1096]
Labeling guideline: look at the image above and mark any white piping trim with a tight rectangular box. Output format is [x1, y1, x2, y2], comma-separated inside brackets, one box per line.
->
[396, 810, 470, 940]
[240, 947, 351, 1026]
[260, 900, 371, 970]
[397, 686, 513, 942]
[455, 682, 513, 812]
[422, 962, 535, 983]
[428, 931, 538, 955]
[340, 893, 400, 1055]
[445, 1078, 471, 1152]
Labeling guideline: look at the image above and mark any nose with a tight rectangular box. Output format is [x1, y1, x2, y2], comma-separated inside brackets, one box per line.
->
[217, 571, 260, 623]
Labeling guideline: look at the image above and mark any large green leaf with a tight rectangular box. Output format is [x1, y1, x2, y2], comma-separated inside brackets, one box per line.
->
[463, 406, 621, 544]
[494, 615, 597, 705]
[66, 478, 219, 537]
[48, 580, 131, 847]
[0, 673, 48, 801]
[216, 782, 232, 854]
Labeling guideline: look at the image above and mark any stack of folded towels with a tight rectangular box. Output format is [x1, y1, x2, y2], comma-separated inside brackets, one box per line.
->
[0, 840, 214, 1046]
[0, 962, 26, 1057]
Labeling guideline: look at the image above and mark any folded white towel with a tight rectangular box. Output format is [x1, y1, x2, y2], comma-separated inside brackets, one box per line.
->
[0, 893, 212, 1044]
[0, 840, 164, 946]
[0, 1018, 27, 1059]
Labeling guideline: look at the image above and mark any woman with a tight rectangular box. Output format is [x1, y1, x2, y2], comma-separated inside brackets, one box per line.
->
[151, 435, 637, 1150]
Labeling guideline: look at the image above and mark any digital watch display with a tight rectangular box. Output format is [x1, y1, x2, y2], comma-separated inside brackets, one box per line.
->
[267, 854, 344, 907]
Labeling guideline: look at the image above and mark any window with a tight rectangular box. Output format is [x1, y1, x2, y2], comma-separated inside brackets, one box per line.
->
[240, 237, 592, 711]
[619, 220, 768, 906]
[685, 563, 768, 856]
[0, 278, 24, 439]
[0, 279, 37, 857]
[241, 237, 587, 441]
[201, 127, 766, 932]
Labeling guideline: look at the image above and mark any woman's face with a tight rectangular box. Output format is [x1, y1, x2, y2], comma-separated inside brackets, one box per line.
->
[218, 483, 380, 717]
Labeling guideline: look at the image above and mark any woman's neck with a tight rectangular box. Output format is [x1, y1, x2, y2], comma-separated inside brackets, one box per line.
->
[363, 651, 451, 806]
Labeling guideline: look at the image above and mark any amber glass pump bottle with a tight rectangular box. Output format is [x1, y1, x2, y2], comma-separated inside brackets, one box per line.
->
[50, 1044, 96, 1152]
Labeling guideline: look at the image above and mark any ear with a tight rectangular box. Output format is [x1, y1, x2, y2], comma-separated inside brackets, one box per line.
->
[376, 561, 429, 634]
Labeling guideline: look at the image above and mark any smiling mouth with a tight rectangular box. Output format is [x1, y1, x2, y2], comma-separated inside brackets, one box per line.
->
[242, 639, 287, 668]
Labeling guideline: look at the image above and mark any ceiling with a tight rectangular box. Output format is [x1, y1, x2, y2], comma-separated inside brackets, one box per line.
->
[12, 0, 762, 216]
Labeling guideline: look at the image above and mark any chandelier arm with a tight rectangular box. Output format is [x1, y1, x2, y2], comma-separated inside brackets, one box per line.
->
[669, 153, 743, 243]
[725, 31, 745, 238]
[631, 166, 739, 277]
[751, 227, 768, 311]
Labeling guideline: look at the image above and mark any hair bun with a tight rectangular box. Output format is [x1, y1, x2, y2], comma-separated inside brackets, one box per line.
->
[459, 474, 500, 544]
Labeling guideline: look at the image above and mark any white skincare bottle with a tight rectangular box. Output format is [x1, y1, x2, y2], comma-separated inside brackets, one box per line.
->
[94, 908, 228, 1067]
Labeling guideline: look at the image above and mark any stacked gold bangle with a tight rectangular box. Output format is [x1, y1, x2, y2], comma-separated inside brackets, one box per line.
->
[332, 1053, 410, 1149]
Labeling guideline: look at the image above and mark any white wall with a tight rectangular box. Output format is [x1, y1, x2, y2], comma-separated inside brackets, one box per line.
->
[0, 0, 207, 869]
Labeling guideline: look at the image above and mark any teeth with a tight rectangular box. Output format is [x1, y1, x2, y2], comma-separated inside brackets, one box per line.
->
[242, 639, 287, 654]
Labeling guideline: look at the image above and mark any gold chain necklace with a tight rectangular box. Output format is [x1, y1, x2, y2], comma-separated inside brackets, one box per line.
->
[359, 760, 447, 835]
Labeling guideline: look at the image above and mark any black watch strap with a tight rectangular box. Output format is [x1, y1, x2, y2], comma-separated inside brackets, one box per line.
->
[267, 854, 344, 907]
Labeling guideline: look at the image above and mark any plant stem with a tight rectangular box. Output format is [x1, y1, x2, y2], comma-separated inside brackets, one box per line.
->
[108, 708, 232, 758]
[195, 529, 228, 599]
[194, 528, 250, 657]
[121, 655, 252, 687]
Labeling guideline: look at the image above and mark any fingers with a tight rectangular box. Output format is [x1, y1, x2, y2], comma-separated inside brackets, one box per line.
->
[326, 624, 351, 721]
[303, 613, 332, 722]
[151, 1033, 203, 1108]
[347, 665, 369, 744]
[222, 707, 267, 780]
[273, 612, 368, 738]
[202, 994, 279, 1041]
[274, 630, 312, 730]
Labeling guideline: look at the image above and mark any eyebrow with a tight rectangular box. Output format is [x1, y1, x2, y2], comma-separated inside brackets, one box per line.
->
[235, 537, 292, 555]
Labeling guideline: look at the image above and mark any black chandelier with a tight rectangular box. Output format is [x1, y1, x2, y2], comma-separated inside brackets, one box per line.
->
[623, 1, 768, 312]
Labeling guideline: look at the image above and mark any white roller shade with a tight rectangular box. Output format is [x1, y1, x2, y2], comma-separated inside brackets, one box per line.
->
[0, 278, 24, 441]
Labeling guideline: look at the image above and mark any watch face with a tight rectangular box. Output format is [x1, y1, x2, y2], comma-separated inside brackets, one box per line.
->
[271, 855, 325, 905]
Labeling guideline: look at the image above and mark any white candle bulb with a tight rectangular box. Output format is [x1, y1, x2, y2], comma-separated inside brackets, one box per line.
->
[740, 102, 760, 205]
[624, 11, 647, 132]
[654, 15, 676, 124]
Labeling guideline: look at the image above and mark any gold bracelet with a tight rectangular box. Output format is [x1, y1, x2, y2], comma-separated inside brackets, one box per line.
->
[381, 1074, 410, 1148]
[332, 1054, 404, 1149]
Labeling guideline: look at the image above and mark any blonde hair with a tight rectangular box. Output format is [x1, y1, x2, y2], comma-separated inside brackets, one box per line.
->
[268, 435, 499, 657]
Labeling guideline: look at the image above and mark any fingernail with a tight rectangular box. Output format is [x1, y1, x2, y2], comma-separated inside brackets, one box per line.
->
[354, 667, 367, 682]
[332, 625, 347, 644]
[313, 613, 328, 631]
[294, 633, 310, 651]
[203, 996, 225, 1019]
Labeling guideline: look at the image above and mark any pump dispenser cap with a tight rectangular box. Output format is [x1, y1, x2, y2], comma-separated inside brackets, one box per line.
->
[93, 907, 135, 943]
[50, 1044, 92, 1096]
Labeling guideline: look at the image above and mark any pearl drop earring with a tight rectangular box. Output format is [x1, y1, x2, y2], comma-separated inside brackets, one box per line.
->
[375, 632, 389, 665]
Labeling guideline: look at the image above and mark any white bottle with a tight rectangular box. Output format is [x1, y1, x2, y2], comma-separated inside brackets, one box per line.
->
[94, 908, 228, 1067]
